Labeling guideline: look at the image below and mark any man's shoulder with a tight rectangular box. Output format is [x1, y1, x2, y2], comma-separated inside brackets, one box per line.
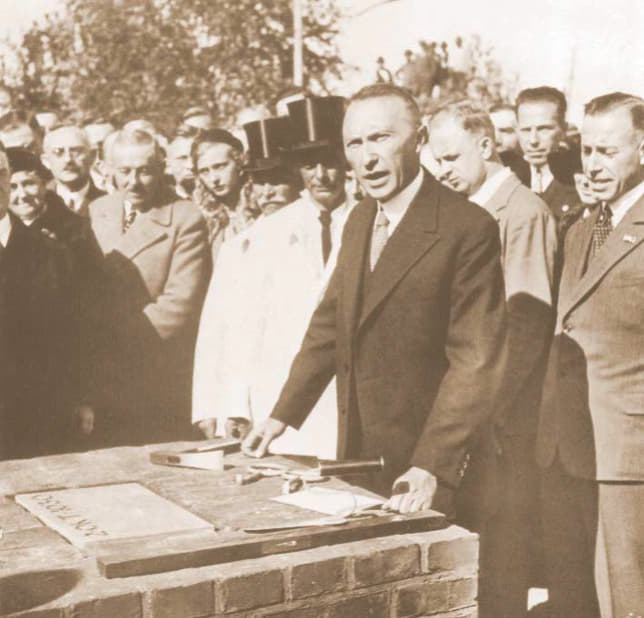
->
[168, 197, 205, 224]
[505, 179, 554, 223]
[434, 180, 499, 235]
[89, 191, 121, 214]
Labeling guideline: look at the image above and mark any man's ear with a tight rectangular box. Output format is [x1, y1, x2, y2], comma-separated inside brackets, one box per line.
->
[416, 124, 428, 151]
[479, 136, 494, 161]
[638, 135, 644, 165]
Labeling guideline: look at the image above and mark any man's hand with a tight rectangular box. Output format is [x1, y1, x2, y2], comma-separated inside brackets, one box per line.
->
[385, 467, 438, 513]
[197, 418, 217, 439]
[74, 405, 95, 435]
[241, 418, 287, 458]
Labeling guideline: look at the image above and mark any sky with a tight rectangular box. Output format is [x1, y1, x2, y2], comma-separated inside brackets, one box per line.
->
[1, 0, 643, 123]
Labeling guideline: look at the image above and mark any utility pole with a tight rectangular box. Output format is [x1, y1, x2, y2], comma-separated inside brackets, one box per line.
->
[293, 0, 303, 86]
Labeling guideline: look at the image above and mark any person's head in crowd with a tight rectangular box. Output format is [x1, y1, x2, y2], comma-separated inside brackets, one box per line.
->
[6, 147, 50, 225]
[41, 125, 94, 192]
[287, 96, 347, 211]
[343, 83, 426, 203]
[83, 119, 116, 159]
[516, 86, 567, 169]
[0, 86, 13, 119]
[0, 110, 43, 154]
[166, 126, 199, 199]
[404, 49, 413, 62]
[244, 116, 301, 215]
[181, 106, 213, 131]
[35, 111, 59, 134]
[274, 87, 309, 117]
[109, 129, 164, 210]
[489, 103, 519, 154]
[581, 92, 644, 205]
[429, 101, 499, 197]
[191, 128, 244, 209]
[122, 118, 167, 150]
[377, 56, 386, 67]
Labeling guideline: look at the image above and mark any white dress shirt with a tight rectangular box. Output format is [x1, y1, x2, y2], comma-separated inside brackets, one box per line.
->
[378, 169, 424, 236]
[469, 166, 513, 207]
[530, 164, 554, 194]
[57, 181, 91, 213]
[609, 179, 644, 227]
[0, 213, 11, 247]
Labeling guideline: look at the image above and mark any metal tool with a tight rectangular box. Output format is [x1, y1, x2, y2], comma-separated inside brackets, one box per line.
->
[317, 457, 385, 477]
[234, 462, 328, 488]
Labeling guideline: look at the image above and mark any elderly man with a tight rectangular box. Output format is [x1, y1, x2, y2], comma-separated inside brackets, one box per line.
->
[429, 101, 557, 618]
[537, 92, 644, 618]
[193, 98, 352, 457]
[243, 84, 506, 515]
[0, 144, 74, 459]
[42, 125, 105, 216]
[191, 128, 255, 257]
[89, 129, 211, 446]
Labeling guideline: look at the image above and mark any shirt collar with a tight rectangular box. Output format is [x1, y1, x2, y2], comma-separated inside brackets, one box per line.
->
[301, 189, 352, 222]
[57, 181, 90, 211]
[469, 166, 513, 207]
[0, 212, 12, 247]
[609, 178, 644, 227]
[378, 168, 424, 234]
[530, 164, 554, 193]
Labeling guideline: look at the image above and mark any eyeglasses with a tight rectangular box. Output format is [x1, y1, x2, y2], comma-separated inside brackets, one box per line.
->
[48, 147, 89, 159]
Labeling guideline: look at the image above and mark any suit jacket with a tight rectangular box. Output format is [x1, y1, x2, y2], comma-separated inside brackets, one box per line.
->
[0, 216, 73, 459]
[88, 189, 211, 445]
[537, 194, 644, 480]
[270, 171, 507, 494]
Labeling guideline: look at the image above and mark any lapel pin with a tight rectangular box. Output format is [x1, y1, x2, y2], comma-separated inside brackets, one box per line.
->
[623, 234, 637, 244]
[561, 204, 570, 212]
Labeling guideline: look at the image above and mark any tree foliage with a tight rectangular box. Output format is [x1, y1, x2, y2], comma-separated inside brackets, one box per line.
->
[5, 0, 342, 131]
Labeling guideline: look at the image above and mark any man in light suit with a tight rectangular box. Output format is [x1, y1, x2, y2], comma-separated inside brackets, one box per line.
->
[537, 92, 644, 618]
[243, 84, 507, 513]
[89, 129, 210, 446]
[429, 101, 557, 618]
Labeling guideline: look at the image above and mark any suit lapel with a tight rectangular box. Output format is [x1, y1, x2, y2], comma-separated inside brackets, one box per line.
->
[481, 172, 521, 220]
[118, 200, 172, 260]
[358, 172, 440, 330]
[561, 196, 644, 318]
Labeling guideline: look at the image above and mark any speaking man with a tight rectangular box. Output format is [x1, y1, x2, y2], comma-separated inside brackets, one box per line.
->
[537, 92, 644, 618]
[243, 84, 506, 513]
[89, 129, 211, 446]
[429, 101, 557, 618]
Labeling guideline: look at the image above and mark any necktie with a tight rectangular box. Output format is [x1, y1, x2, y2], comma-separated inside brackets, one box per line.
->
[590, 203, 613, 259]
[319, 209, 332, 265]
[533, 168, 543, 194]
[123, 209, 137, 233]
[370, 206, 390, 271]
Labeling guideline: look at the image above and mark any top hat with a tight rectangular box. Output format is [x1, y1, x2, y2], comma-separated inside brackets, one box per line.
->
[243, 116, 292, 172]
[287, 96, 345, 153]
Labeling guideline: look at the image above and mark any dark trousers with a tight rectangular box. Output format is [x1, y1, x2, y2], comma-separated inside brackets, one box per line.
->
[541, 459, 644, 618]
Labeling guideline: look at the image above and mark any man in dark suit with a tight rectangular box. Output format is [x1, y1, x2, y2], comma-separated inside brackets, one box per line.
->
[42, 125, 104, 217]
[89, 128, 211, 446]
[537, 92, 644, 618]
[516, 87, 579, 224]
[0, 145, 74, 460]
[429, 101, 557, 618]
[243, 84, 507, 514]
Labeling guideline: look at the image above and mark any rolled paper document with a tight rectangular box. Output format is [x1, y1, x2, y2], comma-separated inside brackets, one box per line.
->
[317, 457, 385, 477]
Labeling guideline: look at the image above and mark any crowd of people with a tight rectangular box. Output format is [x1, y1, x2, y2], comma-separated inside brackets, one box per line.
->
[0, 74, 642, 618]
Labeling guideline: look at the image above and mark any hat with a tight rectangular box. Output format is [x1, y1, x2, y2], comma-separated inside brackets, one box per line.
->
[243, 116, 292, 172]
[287, 96, 345, 152]
[5, 146, 48, 178]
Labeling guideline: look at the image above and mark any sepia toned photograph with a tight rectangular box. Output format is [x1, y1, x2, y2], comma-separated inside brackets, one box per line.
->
[0, 0, 643, 616]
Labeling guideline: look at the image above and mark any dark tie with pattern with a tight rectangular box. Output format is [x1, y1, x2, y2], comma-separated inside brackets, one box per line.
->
[319, 209, 332, 265]
[123, 209, 137, 233]
[590, 202, 613, 259]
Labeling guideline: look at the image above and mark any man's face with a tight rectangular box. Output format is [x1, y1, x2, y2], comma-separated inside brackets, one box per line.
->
[581, 107, 644, 203]
[111, 142, 161, 209]
[296, 147, 347, 209]
[0, 125, 38, 152]
[195, 142, 242, 203]
[166, 136, 195, 193]
[490, 109, 519, 153]
[517, 101, 564, 167]
[251, 167, 299, 215]
[9, 170, 47, 222]
[43, 127, 93, 188]
[343, 96, 422, 202]
[429, 115, 489, 196]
